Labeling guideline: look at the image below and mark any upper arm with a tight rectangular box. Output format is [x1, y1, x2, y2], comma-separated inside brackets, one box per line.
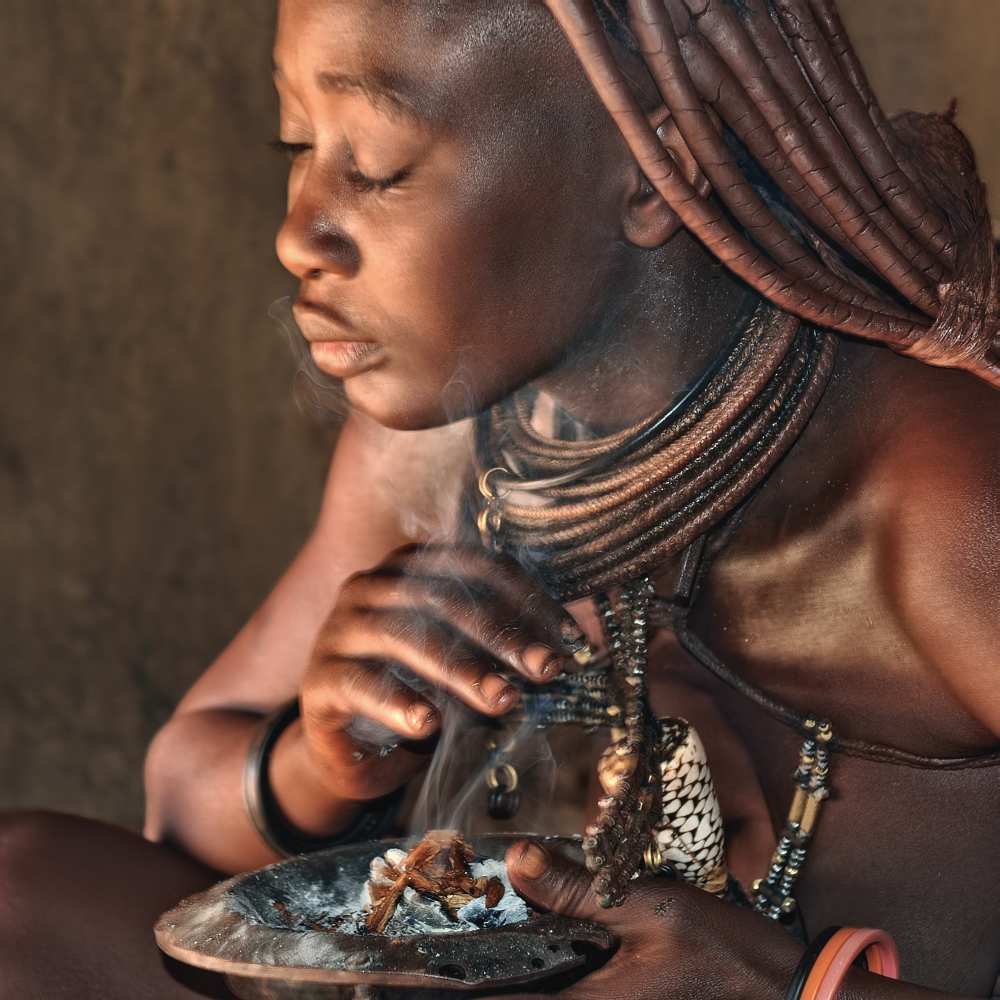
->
[885, 380, 1000, 737]
[174, 411, 474, 716]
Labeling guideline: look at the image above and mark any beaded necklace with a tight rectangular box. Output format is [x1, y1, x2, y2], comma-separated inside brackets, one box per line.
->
[475, 304, 836, 914]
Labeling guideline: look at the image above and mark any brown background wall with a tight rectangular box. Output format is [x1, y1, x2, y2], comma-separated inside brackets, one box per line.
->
[840, 0, 1000, 232]
[1, 1, 328, 829]
[1, 1, 998, 831]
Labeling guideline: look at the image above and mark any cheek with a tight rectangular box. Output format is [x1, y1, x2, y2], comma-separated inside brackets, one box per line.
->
[418, 168, 608, 392]
[355, 202, 532, 399]
[465, 154, 615, 364]
[344, 207, 511, 424]
[349, 148, 613, 425]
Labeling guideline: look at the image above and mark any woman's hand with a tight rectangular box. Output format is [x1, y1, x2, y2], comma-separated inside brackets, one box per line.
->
[298, 543, 588, 805]
[496, 840, 803, 1000]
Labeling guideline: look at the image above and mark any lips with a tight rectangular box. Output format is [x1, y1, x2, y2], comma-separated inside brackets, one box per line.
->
[292, 297, 367, 337]
[307, 339, 381, 378]
[293, 299, 384, 379]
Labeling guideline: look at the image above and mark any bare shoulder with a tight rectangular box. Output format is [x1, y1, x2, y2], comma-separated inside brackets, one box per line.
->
[870, 351, 1000, 736]
[316, 411, 476, 551]
[284, 409, 477, 626]
[176, 412, 475, 713]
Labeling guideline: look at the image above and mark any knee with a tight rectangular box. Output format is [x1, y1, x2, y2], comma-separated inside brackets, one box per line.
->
[0, 810, 86, 898]
[0, 809, 56, 861]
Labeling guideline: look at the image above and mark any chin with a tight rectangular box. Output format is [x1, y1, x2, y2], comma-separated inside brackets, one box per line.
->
[343, 378, 475, 432]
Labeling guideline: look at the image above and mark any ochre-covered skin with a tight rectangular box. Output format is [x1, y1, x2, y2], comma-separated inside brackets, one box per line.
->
[2, 3, 997, 999]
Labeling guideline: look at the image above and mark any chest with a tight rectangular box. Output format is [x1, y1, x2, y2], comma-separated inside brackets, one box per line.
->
[678, 505, 998, 758]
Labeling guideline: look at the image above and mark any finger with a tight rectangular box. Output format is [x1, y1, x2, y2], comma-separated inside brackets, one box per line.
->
[304, 726, 432, 801]
[333, 609, 522, 717]
[306, 657, 441, 740]
[379, 544, 591, 657]
[505, 840, 607, 924]
[506, 843, 711, 955]
[301, 660, 439, 799]
[506, 840, 666, 930]
[343, 571, 569, 682]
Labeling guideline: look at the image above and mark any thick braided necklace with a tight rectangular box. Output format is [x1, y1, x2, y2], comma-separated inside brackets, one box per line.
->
[476, 302, 836, 602]
[475, 303, 839, 914]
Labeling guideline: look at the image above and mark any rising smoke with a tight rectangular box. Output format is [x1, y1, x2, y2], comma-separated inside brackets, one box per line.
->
[270, 297, 569, 840]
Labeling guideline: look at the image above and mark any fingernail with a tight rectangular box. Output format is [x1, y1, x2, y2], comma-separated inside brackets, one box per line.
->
[522, 643, 561, 678]
[516, 842, 549, 879]
[499, 685, 521, 709]
[538, 655, 565, 680]
[481, 673, 518, 708]
[562, 635, 595, 665]
[407, 703, 439, 731]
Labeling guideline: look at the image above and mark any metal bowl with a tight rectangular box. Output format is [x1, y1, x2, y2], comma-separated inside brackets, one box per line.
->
[155, 834, 615, 999]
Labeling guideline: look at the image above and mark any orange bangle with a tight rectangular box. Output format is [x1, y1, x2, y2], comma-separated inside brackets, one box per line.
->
[801, 927, 900, 1000]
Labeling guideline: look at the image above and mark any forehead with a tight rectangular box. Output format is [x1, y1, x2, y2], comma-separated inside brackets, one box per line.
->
[273, 1, 569, 130]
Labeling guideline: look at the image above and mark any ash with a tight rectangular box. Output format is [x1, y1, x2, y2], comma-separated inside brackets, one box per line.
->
[226, 841, 530, 938]
[360, 851, 529, 936]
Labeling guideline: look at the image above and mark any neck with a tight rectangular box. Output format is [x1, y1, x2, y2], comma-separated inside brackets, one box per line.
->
[529, 232, 759, 436]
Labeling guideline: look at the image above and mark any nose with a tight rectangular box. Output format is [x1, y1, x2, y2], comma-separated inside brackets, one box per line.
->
[275, 169, 361, 281]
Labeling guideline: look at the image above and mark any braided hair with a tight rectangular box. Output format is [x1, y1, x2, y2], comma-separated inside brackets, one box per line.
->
[546, 0, 999, 389]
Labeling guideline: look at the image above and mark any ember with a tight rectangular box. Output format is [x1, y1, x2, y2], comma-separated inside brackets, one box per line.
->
[362, 830, 522, 935]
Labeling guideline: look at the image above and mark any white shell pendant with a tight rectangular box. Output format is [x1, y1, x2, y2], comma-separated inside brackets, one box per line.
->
[651, 720, 728, 895]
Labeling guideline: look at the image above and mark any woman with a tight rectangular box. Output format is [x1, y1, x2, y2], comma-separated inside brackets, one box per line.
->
[1, 1, 997, 997]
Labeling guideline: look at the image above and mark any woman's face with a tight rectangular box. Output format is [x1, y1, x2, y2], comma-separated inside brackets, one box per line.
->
[273, 0, 630, 430]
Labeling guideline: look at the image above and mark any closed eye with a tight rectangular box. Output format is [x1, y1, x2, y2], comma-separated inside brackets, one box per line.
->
[268, 139, 411, 193]
[346, 166, 412, 193]
[268, 138, 312, 160]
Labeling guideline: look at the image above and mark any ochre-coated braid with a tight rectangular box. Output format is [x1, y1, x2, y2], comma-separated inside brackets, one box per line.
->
[542, 0, 926, 349]
[770, 0, 953, 263]
[806, 0, 940, 222]
[542, 0, 1000, 389]
[477, 306, 836, 601]
[726, 0, 947, 286]
[652, 0, 941, 318]
[671, 0, 946, 298]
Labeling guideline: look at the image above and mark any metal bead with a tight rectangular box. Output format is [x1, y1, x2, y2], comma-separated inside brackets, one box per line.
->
[477, 466, 510, 500]
[487, 788, 521, 820]
[485, 763, 519, 793]
[643, 840, 663, 873]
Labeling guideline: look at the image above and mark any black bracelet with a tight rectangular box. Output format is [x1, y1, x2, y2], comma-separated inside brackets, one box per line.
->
[784, 926, 842, 1000]
[243, 700, 403, 857]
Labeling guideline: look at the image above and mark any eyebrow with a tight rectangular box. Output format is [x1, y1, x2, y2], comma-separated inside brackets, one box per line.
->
[272, 63, 431, 127]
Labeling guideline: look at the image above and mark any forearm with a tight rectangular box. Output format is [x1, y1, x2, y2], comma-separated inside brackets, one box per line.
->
[836, 970, 969, 1000]
[143, 707, 361, 875]
[757, 932, 971, 1000]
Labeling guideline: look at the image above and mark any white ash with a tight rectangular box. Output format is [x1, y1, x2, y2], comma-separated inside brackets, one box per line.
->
[360, 852, 529, 936]
[458, 859, 529, 929]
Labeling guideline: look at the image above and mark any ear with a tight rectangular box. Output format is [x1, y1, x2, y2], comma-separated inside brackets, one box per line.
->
[621, 105, 712, 250]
